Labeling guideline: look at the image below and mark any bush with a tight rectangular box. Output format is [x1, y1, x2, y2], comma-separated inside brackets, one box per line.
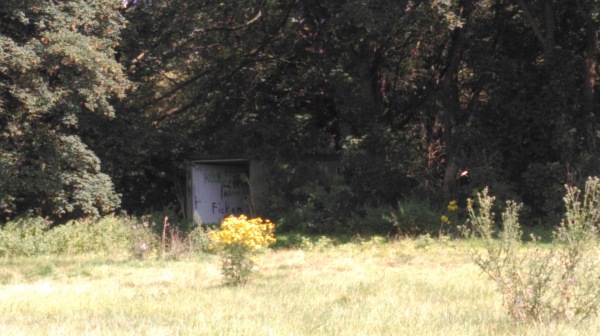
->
[386, 199, 440, 236]
[277, 181, 354, 234]
[188, 225, 216, 254]
[49, 216, 135, 255]
[0, 215, 159, 258]
[0, 213, 222, 259]
[521, 162, 566, 225]
[123, 216, 159, 259]
[208, 215, 276, 286]
[0, 217, 52, 257]
[463, 178, 600, 322]
[346, 205, 397, 235]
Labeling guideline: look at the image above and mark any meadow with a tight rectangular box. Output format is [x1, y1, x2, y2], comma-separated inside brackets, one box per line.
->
[1, 237, 598, 336]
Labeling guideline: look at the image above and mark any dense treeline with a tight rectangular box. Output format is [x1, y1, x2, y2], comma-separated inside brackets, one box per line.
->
[1, 0, 599, 231]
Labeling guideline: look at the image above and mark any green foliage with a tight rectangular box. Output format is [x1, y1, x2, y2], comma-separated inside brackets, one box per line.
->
[0, 216, 131, 257]
[521, 162, 566, 225]
[413, 234, 436, 249]
[45, 216, 131, 255]
[340, 143, 420, 207]
[120, 217, 158, 259]
[0, 0, 129, 219]
[2, 0, 600, 228]
[277, 180, 354, 234]
[463, 179, 600, 322]
[297, 235, 336, 251]
[386, 199, 441, 237]
[0, 217, 52, 257]
[346, 205, 397, 235]
[467, 165, 520, 206]
[0, 215, 218, 259]
[131, 211, 204, 260]
[187, 225, 215, 255]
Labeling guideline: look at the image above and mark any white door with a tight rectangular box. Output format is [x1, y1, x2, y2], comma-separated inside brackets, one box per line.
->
[191, 163, 249, 224]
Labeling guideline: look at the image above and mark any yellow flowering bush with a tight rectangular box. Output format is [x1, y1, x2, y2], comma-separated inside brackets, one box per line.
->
[208, 215, 275, 285]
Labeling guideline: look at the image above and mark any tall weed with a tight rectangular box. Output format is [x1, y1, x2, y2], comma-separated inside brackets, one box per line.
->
[463, 178, 600, 322]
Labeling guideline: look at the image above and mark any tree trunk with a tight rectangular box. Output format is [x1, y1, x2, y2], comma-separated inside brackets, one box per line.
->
[578, 0, 598, 146]
[440, 1, 473, 198]
[542, 0, 555, 69]
[515, 0, 555, 69]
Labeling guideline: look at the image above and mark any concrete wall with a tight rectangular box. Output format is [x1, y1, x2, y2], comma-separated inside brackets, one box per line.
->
[186, 156, 341, 223]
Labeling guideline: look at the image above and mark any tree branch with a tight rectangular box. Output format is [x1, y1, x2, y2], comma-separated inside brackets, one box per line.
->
[515, 0, 546, 46]
[193, 10, 262, 34]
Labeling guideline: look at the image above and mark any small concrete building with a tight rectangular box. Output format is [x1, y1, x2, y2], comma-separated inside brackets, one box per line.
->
[185, 154, 340, 224]
[185, 155, 267, 224]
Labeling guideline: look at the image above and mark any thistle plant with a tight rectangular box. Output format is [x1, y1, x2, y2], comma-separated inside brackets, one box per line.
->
[552, 177, 600, 321]
[208, 215, 276, 285]
[463, 179, 600, 323]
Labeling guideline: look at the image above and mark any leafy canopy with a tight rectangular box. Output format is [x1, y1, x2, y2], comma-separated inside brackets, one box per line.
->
[0, 0, 129, 219]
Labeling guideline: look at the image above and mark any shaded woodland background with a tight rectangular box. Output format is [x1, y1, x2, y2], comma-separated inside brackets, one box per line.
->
[2, 0, 600, 232]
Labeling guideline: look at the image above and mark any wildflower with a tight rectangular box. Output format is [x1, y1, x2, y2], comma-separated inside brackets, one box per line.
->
[208, 215, 276, 285]
[440, 215, 450, 224]
[447, 200, 458, 212]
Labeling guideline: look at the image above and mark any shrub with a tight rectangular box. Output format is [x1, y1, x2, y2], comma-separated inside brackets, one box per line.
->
[208, 215, 276, 286]
[45, 216, 131, 255]
[126, 218, 157, 259]
[386, 199, 440, 236]
[122, 211, 200, 260]
[0, 215, 153, 258]
[0, 217, 52, 257]
[463, 179, 600, 322]
[295, 235, 336, 251]
[188, 225, 215, 254]
[346, 205, 397, 235]
[277, 181, 354, 234]
[0, 214, 218, 259]
[521, 162, 566, 225]
[414, 233, 435, 249]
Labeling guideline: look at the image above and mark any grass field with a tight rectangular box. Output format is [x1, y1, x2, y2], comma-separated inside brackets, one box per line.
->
[0, 237, 598, 335]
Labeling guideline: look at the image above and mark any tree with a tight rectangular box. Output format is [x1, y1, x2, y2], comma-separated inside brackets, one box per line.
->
[0, 0, 129, 219]
[91, 0, 314, 213]
[85, 0, 600, 229]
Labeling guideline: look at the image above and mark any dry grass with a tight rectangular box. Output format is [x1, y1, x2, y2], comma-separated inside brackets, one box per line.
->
[0, 238, 598, 335]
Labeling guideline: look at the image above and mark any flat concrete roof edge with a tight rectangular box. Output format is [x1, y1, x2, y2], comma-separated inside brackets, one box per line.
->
[190, 158, 249, 163]
[187, 153, 249, 162]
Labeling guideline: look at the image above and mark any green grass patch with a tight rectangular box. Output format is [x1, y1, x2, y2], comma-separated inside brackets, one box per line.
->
[0, 238, 598, 335]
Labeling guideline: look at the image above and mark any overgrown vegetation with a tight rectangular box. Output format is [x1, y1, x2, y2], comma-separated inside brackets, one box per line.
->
[0, 214, 211, 259]
[386, 199, 444, 237]
[463, 178, 600, 323]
